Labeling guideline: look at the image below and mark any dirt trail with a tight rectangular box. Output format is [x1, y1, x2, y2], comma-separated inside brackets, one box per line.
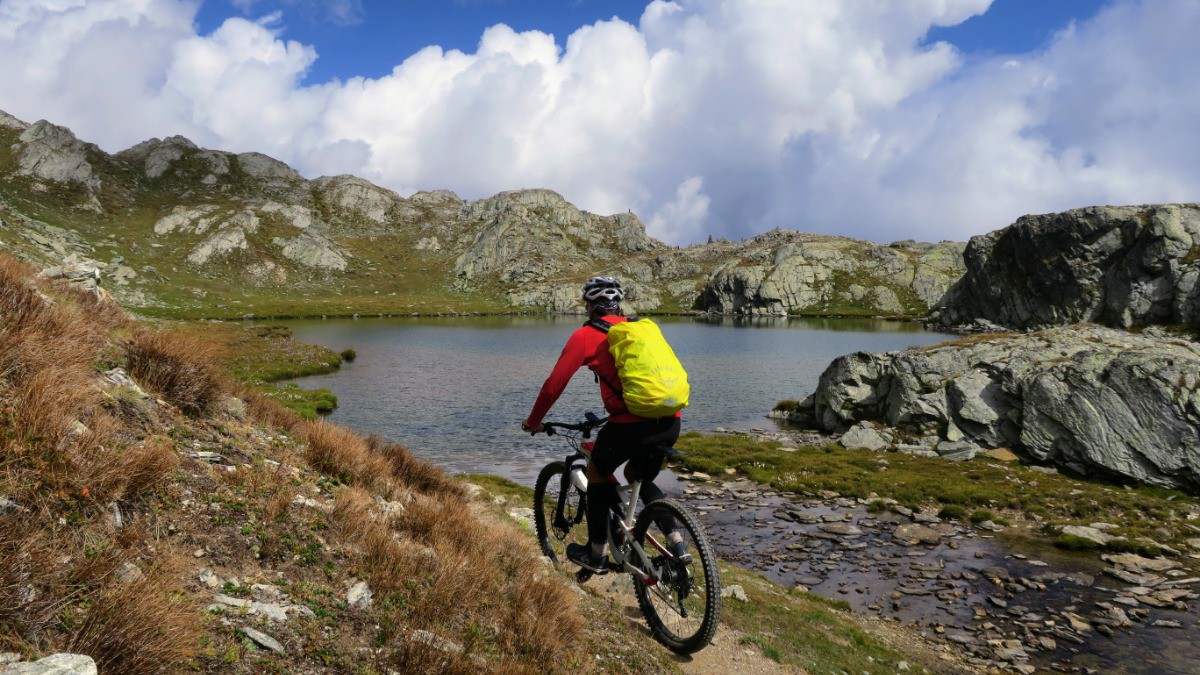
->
[589, 578, 802, 674]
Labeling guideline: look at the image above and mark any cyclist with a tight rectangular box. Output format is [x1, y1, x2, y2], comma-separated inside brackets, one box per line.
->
[522, 276, 688, 574]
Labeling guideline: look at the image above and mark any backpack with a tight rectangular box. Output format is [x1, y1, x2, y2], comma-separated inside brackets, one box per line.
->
[587, 317, 690, 418]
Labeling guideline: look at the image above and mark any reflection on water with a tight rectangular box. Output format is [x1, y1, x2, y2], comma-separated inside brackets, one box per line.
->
[282, 315, 956, 482]
[692, 315, 934, 333]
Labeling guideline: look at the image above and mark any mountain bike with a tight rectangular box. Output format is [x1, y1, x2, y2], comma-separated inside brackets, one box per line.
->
[531, 413, 721, 654]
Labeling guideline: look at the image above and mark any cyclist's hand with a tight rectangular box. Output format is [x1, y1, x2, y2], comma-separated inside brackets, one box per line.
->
[521, 421, 544, 435]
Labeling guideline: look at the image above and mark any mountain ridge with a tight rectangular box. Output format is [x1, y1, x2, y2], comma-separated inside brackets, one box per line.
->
[0, 109, 965, 319]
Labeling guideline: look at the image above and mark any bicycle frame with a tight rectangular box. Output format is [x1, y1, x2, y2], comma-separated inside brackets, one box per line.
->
[556, 449, 668, 585]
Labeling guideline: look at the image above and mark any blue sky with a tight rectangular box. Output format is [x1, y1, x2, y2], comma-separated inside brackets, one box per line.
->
[1, 0, 1195, 245]
[197, 1, 657, 84]
[197, 0, 1111, 85]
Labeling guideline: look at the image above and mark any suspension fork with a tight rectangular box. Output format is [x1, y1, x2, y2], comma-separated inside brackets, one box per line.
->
[555, 453, 588, 530]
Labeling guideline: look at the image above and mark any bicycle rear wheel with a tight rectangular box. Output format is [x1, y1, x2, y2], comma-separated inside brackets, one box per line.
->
[631, 498, 721, 654]
[532, 461, 588, 564]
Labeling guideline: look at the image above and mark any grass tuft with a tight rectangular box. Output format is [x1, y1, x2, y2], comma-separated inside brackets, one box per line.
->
[125, 329, 225, 416]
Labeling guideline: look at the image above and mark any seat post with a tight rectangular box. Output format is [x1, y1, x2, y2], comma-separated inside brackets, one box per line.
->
[623, 480, 642, 530]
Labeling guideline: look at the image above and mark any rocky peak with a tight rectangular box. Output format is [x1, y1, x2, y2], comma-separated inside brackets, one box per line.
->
[313, 175, 414, 224]
[119, 134, 205, 179]
[14, 119, 101, 190]
[0, 109, 29, 131]
[236, 152, 304, 185]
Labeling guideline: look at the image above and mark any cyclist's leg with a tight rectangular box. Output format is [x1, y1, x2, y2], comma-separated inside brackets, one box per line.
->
[580, 425, 633, 563]
[622, 418, 683, 539]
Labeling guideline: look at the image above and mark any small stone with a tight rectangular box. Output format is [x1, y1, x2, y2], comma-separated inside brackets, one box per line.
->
[198, 569, 222, 589]
[193, 549, 206, 558]
[242, 626, 286, 654]
[720, 585, 748, 602]
[347, 580, 373, 610]
[250, 602, 289, 622]
[214, 594, 250, 608]
[116, 562, 144, 584]
[1151, 620, 1183, 629]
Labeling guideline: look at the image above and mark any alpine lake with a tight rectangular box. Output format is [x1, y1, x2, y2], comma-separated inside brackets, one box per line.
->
[282, 315, 1200, 674]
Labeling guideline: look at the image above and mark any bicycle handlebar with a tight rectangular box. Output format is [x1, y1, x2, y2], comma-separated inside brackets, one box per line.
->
[540, 412, 608, 436]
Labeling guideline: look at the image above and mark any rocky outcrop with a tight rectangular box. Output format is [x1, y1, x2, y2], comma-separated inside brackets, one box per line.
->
[188, 227, 249, 265]
[691, 231, 965, 316]
[313, 175, 420, 224]
[935, 204, 1200, 330]
[796, 325, 1200, 490]
[15, 120, 101, 190]
[453, 189, 665, 285]
[274, 232, 347, 271]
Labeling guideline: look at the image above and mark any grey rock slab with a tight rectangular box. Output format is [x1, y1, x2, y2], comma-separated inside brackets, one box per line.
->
[242, 626, 286, 654]
[2, 653, 98, 674]
[893, 523, 942, 545]
[1061, 525, 1119, 546]
[816, 523, 863, 536]
[250, 602, 289, 622]
[720, 585, 749, 602]
[839, 422, 890, 451]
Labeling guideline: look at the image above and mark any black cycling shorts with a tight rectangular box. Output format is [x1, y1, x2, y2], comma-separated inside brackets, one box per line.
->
[592, 417, 681, 481]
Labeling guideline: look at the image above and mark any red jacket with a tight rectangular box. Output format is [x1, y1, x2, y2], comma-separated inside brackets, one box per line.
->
[526, 315, 645, 426]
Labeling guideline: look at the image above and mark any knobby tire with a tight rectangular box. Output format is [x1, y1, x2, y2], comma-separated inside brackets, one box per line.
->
[533, 461, 587, 564]
[632, 498, 721, 654]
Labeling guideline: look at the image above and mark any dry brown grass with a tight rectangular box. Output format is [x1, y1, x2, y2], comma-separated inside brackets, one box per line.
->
[125, 329, 225, 416]
[299, 420, 396, 495]
[243, 388, 304, 432]
[64, 555, 197, 673]
[0, 253, 197, 671]
[0, 518, 198, 673]
[331, 486, 582, 672]
[366, 435, 467, 500]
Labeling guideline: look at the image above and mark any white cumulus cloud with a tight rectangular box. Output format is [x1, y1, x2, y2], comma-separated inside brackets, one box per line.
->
[0, 0, 1196, 246]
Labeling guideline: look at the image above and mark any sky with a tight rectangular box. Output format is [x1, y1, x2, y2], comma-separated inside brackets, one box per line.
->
[1, 0, 1197, 246]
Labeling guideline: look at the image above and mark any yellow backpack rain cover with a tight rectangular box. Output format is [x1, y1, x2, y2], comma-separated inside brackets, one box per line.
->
[603, 318, 690, 418]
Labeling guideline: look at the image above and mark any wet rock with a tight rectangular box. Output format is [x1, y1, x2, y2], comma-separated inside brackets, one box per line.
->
[816, 521, 864, 535]
[1102, 553, 1179, 573]
[894, 523, 941, 546]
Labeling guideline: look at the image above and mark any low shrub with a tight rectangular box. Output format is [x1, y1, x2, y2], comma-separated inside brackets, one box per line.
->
[968, 509, 995, 524]
[773, 399, 801, 413]
[340, 348, 357, 362]
[938, 505, 966, 520]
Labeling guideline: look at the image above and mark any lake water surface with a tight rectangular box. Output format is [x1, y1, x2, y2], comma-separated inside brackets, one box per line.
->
[284, 315, 956, 482]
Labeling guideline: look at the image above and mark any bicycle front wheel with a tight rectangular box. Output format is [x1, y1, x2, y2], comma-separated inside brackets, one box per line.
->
[632, 497, 721, 654]
[532, 461, 588, 564]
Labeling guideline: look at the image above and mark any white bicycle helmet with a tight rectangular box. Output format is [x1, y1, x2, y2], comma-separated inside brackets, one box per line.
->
[582, 276, 623, 304]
